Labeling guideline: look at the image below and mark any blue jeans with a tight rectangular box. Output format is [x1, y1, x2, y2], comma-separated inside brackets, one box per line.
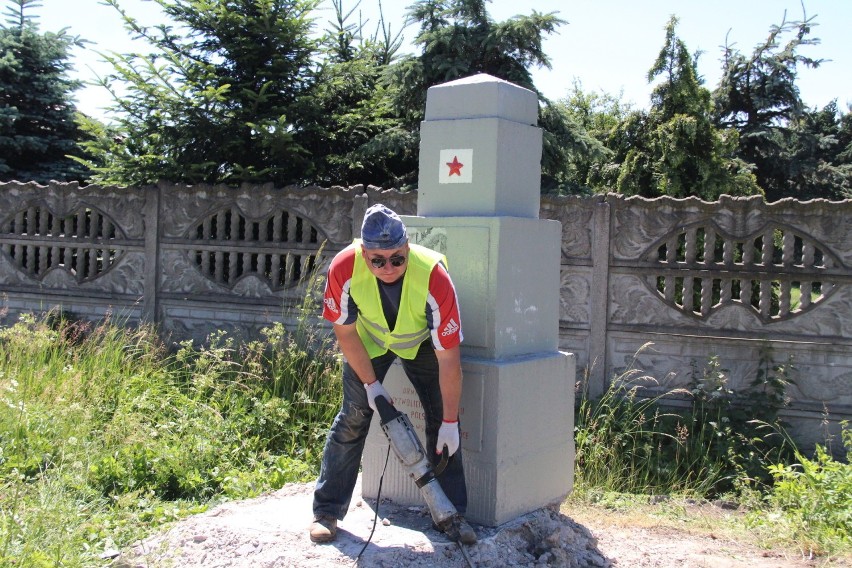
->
[313, 341, 468, 519]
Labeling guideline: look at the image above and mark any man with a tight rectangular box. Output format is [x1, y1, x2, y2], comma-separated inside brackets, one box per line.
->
[310, 203, 476, 545]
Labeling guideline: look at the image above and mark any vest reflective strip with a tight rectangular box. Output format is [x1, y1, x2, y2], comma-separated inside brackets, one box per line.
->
[361, 325, 431, 352]
[361, 318, 389, 336]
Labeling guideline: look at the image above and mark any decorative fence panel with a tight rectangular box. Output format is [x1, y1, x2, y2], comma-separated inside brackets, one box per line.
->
[541, 193, 852, 452]
[152, 183, 366, 339]
[0, 183, 149, 323]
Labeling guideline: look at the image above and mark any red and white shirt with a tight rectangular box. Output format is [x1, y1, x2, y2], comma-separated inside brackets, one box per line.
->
[322, 246, 463, 350]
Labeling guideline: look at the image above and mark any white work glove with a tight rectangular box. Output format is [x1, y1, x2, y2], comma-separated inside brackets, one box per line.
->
[363, 380, 391, 413]
[437, 420, 460, 457]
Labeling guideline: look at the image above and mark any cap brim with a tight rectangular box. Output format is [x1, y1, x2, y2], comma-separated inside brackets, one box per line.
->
[361, 235, 408, 250]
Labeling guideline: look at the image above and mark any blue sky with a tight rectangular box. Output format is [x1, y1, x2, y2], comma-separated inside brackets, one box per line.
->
[31, 0, 852, 121]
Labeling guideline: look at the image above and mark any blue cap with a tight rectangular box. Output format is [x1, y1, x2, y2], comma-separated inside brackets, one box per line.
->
[361, 204, 408, 250]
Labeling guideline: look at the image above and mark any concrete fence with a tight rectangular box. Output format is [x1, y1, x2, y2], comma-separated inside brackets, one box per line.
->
[1, 180, 850, 450]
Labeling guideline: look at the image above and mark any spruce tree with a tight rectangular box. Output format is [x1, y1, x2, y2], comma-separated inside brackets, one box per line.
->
[375, 0, 569, 189]
[712, 9, 827, 201]
[0, 0, 90, 183]
[295, 0, 406, 187]
[616, 17, 760, 199]
[79, 0, 321, 187]
[784, 101, 852, 200]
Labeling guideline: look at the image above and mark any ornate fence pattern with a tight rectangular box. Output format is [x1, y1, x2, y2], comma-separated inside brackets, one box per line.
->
[1, 182, 850, 451]
[1, 203, 128, 282]
[647, 221, 838, 321]
[187, 207, 322, 290]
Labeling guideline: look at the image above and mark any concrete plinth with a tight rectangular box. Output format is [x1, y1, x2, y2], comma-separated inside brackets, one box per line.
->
[362, 351, 575, 526]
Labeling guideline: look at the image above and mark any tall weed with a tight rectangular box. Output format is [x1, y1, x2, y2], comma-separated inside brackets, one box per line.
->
[685, 348, 796, 494]
[574, 345, 696, 495]
[574, 343, 797, 498]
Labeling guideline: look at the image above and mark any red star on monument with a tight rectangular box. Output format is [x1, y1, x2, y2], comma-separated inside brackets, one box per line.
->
[446, 155, 464, 177]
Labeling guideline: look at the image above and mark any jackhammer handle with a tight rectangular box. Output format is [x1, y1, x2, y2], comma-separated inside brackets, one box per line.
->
[374, 394, 402, 424]
[434, 445, 451, 476]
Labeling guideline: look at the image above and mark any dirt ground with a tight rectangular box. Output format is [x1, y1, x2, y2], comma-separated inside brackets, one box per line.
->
[112, 477, 850, 568]
[568, 502, 851, 568]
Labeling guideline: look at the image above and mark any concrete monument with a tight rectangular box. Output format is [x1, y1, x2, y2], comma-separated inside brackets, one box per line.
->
[362, 73, 575, 526]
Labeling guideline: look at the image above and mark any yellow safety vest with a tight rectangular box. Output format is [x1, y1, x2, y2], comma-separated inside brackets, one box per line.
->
[351, 241, 447, 359]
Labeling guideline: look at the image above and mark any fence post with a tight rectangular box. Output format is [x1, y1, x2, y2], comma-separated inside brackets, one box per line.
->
[588, 199, 611, 398]
[141, 184, 161, 325]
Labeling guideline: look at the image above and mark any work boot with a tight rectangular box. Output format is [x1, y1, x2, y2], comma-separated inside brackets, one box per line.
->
[435, 515, 477, 545]
[309, 514, 337, 543]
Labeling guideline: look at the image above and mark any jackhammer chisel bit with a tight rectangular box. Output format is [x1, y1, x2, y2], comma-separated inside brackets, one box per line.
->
[373, 395, 459, 532]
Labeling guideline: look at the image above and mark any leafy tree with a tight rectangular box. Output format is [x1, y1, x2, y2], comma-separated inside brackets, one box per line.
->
[295, 0, 406, 187]
[377, 0, 568, 189]
[547, 81, 623, 194]
[79, 0, 321, 187]
[0, 0, 90, 183]
[616, 17, 760, 199]
[712, 9, 826, 201]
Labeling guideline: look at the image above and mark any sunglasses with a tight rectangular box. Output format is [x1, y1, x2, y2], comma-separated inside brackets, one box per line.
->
[368, 253, 407, 269]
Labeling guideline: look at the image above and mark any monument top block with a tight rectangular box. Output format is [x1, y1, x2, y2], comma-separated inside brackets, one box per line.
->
[424, 73, 538, 125]
[417, 73, 542, 217]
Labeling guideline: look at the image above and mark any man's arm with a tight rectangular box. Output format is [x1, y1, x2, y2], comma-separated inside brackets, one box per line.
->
[333, 323, 377, 385]
[435, 345, 463, 421]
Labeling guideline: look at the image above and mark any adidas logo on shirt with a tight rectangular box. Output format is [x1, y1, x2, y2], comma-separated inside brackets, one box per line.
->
[324, 297, 339, 313]
[441, 318, 459, 337]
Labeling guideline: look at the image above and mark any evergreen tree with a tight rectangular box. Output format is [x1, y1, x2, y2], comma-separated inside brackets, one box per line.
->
[79, 0, 320, 187]
[837, 105, 852, 197]
[377, 0, 568, 189]
[295, 0, 406, 187]
[616, 17, 759, 199]
[0, 0, 90, 183]
[784, 101, 852, 200]
[840, 108, 852, 199]
[545, 81, 619, 194]
[712, 9, 826, 201]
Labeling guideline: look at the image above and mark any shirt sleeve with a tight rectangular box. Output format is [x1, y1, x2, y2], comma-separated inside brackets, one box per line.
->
[322, 248, 358, 325]
[426, 262, 463, 350]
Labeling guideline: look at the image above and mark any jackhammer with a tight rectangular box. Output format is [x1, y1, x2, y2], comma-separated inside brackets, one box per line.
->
[372, 394, 471, 545]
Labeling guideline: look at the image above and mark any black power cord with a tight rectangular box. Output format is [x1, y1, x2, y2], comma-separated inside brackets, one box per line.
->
[353, 445, 391, 565]
[351, 446, 476, 568]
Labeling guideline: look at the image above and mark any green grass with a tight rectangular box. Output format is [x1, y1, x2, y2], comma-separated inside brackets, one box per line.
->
[790, 283, 823, 311]
[0, 311, 341, 566]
